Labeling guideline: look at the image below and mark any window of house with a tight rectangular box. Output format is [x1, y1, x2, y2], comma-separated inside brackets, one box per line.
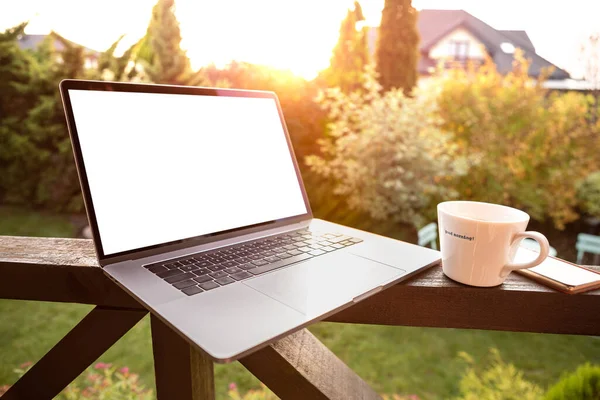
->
[448, 40, 470, 59]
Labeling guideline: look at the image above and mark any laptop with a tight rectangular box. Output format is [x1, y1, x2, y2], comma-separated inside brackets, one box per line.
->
[59, 79, 440, 362]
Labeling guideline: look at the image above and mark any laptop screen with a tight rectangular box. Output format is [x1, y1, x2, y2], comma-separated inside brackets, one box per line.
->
[67, 88, 308, 256]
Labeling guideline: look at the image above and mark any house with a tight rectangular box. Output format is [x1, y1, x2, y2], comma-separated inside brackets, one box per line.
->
[17, 33, 99, 69]
[368, 9, 570, 81]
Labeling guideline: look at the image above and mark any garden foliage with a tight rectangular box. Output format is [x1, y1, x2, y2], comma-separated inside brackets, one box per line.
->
[576, 171, 600, 219]
[0, 362, 153, 400]
[136, 0, 201, 85]
[545, 363, 600, 400]
[2, 8, 599, 235]
[376, 0, 420, 94]
[307, 66, 467, 228]
[0, 0, 192, 211]
[437, 51, 600, 229]
[319, 1, 369, 93]
[455, 349, 544, 400]
[0, 25, 87, 211]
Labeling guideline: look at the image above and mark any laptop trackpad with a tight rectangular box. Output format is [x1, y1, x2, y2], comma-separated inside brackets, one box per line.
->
[244, 253, 404, 318]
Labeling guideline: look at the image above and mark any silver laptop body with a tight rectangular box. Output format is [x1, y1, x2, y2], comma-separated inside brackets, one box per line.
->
[60, 80, 440, 362]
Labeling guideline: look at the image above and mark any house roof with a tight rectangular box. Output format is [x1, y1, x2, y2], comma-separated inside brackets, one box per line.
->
[367, 9, 568, 80]
[17, 33, 97, 54]
[18, 34, 65, 51]
[499, 30, 535, 52]
[416, 9, 569, 79]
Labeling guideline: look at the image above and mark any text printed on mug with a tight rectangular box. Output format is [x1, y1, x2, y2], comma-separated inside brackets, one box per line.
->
[444, 229, 475, 242]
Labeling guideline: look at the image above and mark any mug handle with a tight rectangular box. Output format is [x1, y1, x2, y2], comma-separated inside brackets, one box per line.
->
[502, 232, 550, 276]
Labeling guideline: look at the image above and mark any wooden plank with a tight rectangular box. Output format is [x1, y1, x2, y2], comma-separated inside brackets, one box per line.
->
[1, 236, 599, 335]
[240, 328, 381, 400]
[0, 236, 140, 308]
[1, 306, 146, 400]
[327, 265, 600, 336]
[151, 315, 215, 400]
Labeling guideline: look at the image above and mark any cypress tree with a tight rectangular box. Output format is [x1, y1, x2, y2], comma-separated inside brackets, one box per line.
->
[321, 1, 369, 93]
[143, 0, 192, 84]
[375, 0, 420, 94]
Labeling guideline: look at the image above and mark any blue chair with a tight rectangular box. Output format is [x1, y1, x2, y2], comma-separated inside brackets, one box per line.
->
[418, 222, 438, 250]
[520, 238, 558, 257]
[576, 233, 600, 264]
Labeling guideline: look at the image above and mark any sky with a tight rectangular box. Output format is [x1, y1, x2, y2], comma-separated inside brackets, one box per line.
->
[0, 0, 598, 79]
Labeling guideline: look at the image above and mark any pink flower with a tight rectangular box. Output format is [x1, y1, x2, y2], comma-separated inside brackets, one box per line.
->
[0, 385, 10, 396]
[119, 367, 129, 375]
[19, 361, 33, 369]
[229, 382, 237, 391]
[87, 373, 101, 382]
[94, 362, 112, 370]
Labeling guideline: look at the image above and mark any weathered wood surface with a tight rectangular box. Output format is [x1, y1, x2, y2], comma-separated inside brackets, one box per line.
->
[1, 306, 146, 400]
[241, 328, 381, 400]
[328, 266, 600, 335]
[151, 315, 215, 400]
[0, 236, 140, 308]
[1, 236, 599, 336]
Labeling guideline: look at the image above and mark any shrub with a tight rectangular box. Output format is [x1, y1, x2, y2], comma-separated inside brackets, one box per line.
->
[226, 382, 420, 400]
[227, 382, 278, 400]
[455, 349, 544, 400]
[545, 363, 600, 400]
[577, 172, 600, 219]
[3, 361, 152, 399]
[437, 50, 600, 229]
[306, 66, 467, 228]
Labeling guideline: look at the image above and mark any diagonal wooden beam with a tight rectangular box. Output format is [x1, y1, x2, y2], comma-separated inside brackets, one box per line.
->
[1, 306, 146, 400]
[240, 328, 381, 400]
[151, 315, 215, 400]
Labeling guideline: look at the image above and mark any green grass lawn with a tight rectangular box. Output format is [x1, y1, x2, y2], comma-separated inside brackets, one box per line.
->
[0, 206, 77, 238]
[1, 300, 599, 399]
[1, 207, 599, 398]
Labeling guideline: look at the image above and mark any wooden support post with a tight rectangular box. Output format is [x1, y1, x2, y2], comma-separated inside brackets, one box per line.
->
[240, 328, 381, 400]
[1, 306, 146, 400]
[151, 315, 215, 400]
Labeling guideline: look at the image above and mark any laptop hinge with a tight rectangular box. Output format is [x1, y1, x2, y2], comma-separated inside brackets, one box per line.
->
[100, 218, 312, 268]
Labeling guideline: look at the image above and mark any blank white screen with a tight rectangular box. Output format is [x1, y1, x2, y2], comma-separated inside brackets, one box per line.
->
[69, 89, 307, 256]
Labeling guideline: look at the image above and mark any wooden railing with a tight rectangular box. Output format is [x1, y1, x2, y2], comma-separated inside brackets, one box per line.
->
[1, 235, 599, 399]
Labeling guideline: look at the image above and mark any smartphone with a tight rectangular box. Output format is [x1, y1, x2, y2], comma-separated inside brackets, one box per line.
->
[515, 247, 600, 294]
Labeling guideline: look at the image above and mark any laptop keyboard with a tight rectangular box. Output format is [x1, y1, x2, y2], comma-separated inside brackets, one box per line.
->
[142, 229, 363, 296]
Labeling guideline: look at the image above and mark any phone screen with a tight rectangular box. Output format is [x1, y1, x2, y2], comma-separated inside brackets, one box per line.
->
[516, 247, 600, 286]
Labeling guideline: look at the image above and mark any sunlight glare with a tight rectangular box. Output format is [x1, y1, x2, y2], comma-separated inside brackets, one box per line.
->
[176, 0, 354, 79]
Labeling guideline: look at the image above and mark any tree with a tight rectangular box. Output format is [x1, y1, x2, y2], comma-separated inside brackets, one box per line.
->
[0, 23, 34, 119]
[0, 23, 37, 204]
[141, 0, 193, 84]
[320, 1, 369, 93]
[95, 35, 148, 82]
[580, 32, 600, 122]
[375, 0, 420, 94]
[306, 66, 466, 228]
[0, 25, 88, 210]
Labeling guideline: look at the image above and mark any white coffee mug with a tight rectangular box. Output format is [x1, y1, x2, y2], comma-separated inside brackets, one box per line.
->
[437, 201, 549, 287]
